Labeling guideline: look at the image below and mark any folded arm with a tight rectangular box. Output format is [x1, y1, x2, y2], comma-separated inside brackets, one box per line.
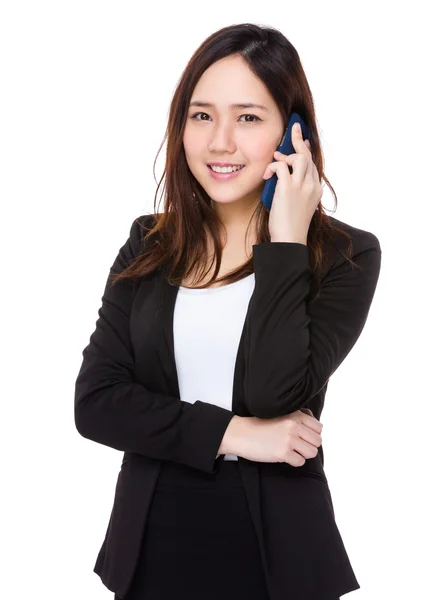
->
[74, 216, 235, 473]
[244, 234, 382, 418]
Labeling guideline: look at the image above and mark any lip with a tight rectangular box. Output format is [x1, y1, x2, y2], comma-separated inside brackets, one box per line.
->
[208, 162, 244, 167]
[207, 164, 246, 181]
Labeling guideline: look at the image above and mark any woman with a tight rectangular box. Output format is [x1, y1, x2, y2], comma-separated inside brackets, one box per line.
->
[75, 23, 381, 600]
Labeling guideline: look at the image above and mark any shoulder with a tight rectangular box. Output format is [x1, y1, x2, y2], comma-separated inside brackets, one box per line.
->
[327, 214, 381, 261]
[311, 215, 382, 289]
[128, 213, 160, 255]
[130, 213, 158, 236]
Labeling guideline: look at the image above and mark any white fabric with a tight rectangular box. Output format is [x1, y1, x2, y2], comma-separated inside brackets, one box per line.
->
[173, 273, 255, 461]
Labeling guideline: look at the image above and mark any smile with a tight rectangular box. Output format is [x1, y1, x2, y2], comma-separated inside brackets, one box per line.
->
[207, 165, 246, 180]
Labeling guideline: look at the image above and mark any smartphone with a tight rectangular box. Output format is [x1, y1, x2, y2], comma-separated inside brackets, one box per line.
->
[260, 112, 311, 211]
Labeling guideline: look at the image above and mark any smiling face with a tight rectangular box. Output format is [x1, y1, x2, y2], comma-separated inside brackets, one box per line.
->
[183, 55, 285, 212]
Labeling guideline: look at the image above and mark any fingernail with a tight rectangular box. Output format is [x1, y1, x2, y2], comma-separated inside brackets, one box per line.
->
[294, 122, 301, 131]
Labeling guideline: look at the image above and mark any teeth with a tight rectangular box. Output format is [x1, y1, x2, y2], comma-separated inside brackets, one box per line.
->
[210, 165, 244, 173]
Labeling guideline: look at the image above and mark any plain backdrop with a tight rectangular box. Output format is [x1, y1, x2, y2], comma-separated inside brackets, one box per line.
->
[1, 1, 440, 599]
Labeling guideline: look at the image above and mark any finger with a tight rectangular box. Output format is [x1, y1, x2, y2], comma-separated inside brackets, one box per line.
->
[275, 149, 320, 185]
[290, 427, 322, 452]
[300, 424, 323, 447]
[309, 157, 321, 184]
[273, 151, 299, 175]
[290, 154, 309, 186]
[262, 159, 290, 181]
[291, 122, 310, 155]
[262, 160, 294, 192]
[275, 137, 311, 159]
[304, 156, 315, 182]
[267, 151, 307, 186]
[298, 410, 323, 433]
[303, 140, 321, 185]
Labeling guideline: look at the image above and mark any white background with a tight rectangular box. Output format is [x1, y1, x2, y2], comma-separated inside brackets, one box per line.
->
[1, 1, 440, 599]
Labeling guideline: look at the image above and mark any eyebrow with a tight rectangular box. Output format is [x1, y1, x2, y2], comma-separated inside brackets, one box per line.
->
[189, 101, 268, 112]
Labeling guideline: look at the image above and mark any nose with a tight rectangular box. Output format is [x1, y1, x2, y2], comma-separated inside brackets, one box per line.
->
[208, 121, 237, 153]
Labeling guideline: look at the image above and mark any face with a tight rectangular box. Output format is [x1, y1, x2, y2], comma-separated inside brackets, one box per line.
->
[183, 55, 285, 212]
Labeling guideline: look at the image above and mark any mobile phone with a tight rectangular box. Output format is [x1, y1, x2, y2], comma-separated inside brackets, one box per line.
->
[260, 112, 311, 211]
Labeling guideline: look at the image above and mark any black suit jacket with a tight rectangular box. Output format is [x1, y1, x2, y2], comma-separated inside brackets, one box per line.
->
[74, 212, 381, 600]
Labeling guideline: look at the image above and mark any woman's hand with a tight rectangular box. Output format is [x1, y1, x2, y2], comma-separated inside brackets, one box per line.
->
[236, 408, 323, 467]
[262, 123, 323, 244]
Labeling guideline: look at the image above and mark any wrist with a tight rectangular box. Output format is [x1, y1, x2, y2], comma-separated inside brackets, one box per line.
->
[218, 415, 253, 455]
[271, 237, 307, 245]
[270, 224, 309, 245]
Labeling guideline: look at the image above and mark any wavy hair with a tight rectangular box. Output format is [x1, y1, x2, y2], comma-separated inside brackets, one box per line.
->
[112, 23, 357, 301]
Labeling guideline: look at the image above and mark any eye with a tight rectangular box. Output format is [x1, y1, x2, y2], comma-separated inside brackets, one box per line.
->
[190, 112, 262, 123]
[239, 114, 262, 123]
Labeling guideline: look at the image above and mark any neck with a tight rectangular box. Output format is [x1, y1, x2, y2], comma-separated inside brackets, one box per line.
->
[209, 193, 260, 234]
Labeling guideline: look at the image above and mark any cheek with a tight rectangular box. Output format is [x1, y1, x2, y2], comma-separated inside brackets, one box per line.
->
[182, 129, 195, 154]
[246, 148, 275, 171]
[242, 138, 277, 164]
[183, 136, 204, 163]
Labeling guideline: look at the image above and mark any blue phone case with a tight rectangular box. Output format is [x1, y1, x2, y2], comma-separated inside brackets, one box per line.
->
[260, 112, 311, 211]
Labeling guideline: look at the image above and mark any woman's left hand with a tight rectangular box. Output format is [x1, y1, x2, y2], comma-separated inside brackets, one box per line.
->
[263, 122, 323, 244]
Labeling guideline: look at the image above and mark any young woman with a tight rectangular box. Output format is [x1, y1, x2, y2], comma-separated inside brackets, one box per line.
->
[75, 23, 381, 600]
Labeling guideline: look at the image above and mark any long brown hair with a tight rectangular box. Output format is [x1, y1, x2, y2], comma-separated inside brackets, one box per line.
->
[112, 23, 357, 301]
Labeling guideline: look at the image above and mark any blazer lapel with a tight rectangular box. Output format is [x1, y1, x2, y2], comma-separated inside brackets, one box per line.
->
[157, 270, 181, 397]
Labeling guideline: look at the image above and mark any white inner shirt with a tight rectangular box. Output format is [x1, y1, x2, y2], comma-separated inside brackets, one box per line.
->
[174, 273, 256, 461]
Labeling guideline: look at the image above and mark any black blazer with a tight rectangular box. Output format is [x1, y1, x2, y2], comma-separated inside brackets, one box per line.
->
[74, 212, 381, 600]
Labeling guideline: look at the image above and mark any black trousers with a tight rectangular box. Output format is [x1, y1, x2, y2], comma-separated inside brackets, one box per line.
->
[116, 458, 271, 600]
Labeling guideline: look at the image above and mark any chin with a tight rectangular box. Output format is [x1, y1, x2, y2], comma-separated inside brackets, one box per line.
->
[207, 199, 234, 209]
[209, 192, 255, 206]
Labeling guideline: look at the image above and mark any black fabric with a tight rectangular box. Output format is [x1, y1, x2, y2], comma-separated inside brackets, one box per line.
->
[115, 459, 270, 600]
[75, 213, 381, 599]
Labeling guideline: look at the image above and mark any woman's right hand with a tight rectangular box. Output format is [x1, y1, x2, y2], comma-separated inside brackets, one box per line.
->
[237, 408, 323, 467]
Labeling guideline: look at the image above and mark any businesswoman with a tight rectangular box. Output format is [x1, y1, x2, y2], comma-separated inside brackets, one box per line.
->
[74, 23, 381, 600]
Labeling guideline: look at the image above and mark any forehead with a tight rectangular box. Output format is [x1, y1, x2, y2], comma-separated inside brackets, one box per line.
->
[190, 56, 275, 110]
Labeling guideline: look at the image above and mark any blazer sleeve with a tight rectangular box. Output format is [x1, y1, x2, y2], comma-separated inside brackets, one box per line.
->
[74, 216, 235, 474]
[244, 232, 382, 418]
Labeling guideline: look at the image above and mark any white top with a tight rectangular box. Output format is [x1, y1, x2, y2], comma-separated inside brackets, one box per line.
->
[173, 273, 256, 461]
